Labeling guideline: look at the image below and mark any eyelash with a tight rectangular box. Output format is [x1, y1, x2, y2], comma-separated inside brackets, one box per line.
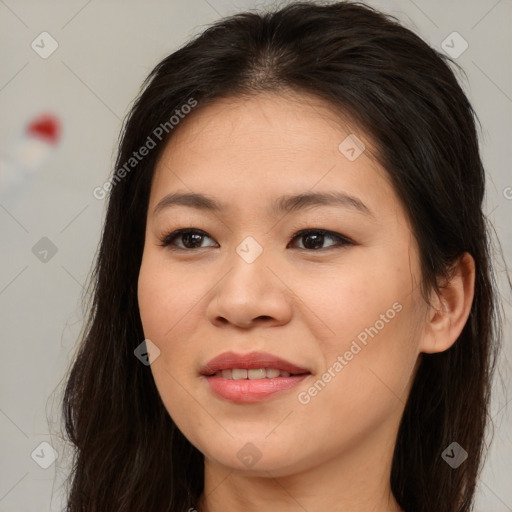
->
[158, 227, 354, 252]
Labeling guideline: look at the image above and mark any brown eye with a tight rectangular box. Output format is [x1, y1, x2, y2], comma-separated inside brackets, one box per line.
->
[288, 229, 352, 250]
[160, 228, 352, 252]
[160, 229, 218, 250]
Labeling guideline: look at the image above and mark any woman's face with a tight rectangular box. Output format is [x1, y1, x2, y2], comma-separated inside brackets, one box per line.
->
[138, 92, 429, 477]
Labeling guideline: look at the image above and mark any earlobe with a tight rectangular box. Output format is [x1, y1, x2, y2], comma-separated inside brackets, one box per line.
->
[420, 252, 476, 354]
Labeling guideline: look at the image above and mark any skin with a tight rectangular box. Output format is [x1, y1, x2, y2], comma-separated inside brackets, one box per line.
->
[137, 91, 475, 512]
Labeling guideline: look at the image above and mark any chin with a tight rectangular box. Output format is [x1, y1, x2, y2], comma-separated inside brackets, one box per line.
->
[198, 436, 319, 477]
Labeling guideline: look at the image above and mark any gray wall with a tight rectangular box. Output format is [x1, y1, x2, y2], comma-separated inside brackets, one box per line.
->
[0, 0, 510, 510]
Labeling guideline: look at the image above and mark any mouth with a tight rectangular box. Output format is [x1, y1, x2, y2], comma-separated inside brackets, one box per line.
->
[207, 368, 308, 379]
[200, 351, 311, 403]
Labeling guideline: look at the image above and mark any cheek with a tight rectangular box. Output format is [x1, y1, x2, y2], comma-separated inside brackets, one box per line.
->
[314, 257, 415, 347]
[308, 252, 422, 404]
[137, 253, 204, 387]
[292, 294, 421, 455]
[138, 252, 202, 340]
[137, 253, 207, 437]
[138, 257, 168, 341]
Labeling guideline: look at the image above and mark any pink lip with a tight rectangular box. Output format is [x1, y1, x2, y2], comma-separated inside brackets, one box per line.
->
[204, 374, 309, 403]
[200, 351, 311, 403]
[201, 351, 310, 375]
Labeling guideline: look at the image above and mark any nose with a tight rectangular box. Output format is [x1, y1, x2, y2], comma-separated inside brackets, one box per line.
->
[206, 243, 293, 329]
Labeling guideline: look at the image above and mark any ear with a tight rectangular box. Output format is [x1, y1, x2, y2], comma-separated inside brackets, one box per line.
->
[420, 252, 476, 354]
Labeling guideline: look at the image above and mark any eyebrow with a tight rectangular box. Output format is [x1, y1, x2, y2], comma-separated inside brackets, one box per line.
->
[153, 191, 374, 218]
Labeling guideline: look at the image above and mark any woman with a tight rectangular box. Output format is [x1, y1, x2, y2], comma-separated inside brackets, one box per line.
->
[62, 2, 502, 511]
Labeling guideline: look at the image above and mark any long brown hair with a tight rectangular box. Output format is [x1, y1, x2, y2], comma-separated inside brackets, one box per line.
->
[61, 2, 503, 510]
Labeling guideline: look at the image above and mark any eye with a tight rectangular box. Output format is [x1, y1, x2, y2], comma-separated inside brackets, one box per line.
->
[159, 229, 218, 250]
[288, 228, 353, 250]
[160, 228, 352, 251]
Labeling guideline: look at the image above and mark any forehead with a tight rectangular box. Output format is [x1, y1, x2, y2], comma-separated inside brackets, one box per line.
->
[160, 92, 370, 158]
[149, 92, 398, 221]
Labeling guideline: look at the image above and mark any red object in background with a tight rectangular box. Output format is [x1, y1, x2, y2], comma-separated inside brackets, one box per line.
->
[0, 112, 62, 201]
[26, 113, 61, 146]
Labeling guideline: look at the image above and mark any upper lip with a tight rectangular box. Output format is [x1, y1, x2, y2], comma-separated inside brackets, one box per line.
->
[201, 351, 311, 375]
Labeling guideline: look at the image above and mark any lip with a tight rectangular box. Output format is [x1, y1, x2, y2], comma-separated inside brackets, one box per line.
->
[201, 351, 310, 375]
[200, 351, 311, 403]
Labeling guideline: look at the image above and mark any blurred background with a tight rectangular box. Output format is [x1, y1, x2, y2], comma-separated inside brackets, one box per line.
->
[0, 0, 510, 510]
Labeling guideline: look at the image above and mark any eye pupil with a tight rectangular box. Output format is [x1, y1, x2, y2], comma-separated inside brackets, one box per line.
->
[303, 233, 324, 250]
[183, 232, 203, 248]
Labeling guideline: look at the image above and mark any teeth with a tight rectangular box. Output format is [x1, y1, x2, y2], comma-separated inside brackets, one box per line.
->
[214, 368, 297, 379]
[248, 368, 266, 380]
[231, 369, 247, 380]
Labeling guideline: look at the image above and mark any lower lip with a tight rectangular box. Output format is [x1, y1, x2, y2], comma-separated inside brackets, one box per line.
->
[203, 374, 310, 403]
